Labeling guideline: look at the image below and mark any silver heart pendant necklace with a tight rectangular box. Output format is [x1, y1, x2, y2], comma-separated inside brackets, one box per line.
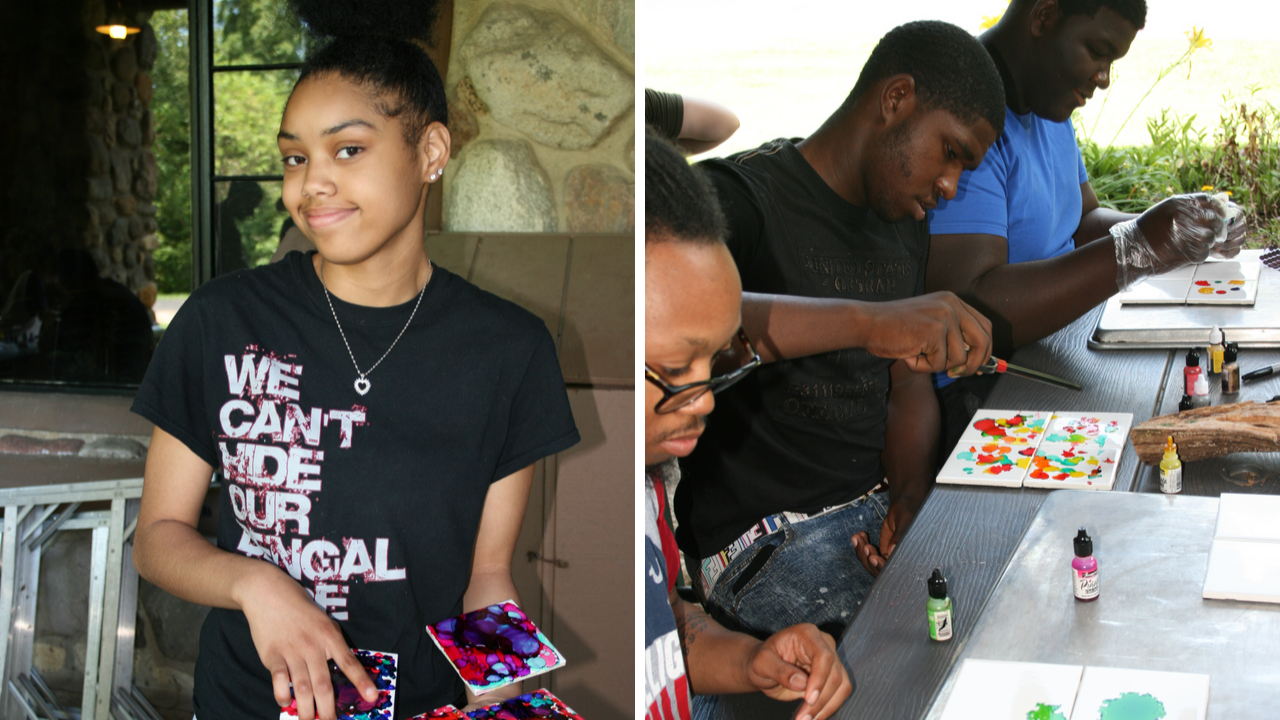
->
[320, 258, 430, 396]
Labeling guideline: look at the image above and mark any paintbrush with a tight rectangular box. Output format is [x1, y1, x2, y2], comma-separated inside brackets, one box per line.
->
[979, 356, 1083, 392]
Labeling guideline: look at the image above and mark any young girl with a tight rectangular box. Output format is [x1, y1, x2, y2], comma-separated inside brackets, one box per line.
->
[130, 4, 579, 719]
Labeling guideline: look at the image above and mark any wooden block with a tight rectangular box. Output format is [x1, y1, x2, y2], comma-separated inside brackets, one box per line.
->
[1130, 401, 1280, 463]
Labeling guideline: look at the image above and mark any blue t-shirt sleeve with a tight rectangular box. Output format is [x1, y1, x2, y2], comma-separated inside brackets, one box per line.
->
[1077, 145, 1088, 184]
[928, 143, 1010, 239]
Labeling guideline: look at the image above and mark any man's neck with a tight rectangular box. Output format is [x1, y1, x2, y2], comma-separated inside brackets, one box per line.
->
[796, 112, 869, 207]
[983, 25, 1030, 115]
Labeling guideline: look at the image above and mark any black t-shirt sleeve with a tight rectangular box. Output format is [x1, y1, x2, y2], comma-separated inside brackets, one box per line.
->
[130, 298, 219, 467]
[700, 161, 765, 269]
[492, 330, 580, 481]
[645, 88, 684, 140]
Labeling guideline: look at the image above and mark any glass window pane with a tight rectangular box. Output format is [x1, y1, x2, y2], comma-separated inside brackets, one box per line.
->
[214, 180, 295, 276]
[213, 68, 298, 177]
[213, 0, 306, 66]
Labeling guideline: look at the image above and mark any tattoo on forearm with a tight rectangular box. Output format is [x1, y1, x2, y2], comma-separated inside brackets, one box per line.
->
[673, 601, 713, 665]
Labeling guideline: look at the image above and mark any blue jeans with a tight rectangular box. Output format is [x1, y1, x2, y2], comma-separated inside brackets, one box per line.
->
[701, 492, 889, 640]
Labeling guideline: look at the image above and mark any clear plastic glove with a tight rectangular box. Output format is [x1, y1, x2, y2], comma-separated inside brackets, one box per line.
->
[1111, 193, 1238, 291]
[1208, 192, 1248, 258]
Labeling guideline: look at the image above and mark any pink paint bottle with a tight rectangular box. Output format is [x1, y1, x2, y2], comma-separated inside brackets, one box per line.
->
[1072, 528, 1099, 602]
[1184, 349, 1202, 396]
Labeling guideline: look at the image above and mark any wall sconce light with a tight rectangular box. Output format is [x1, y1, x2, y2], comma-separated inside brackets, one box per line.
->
[95, 0, 140, 39]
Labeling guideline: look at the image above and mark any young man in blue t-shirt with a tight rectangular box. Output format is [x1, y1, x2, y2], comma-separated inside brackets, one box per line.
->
[925, 0, 1247, 450]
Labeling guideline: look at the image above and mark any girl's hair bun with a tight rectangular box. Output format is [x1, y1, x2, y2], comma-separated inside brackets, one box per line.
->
[288, 0, 443, 41]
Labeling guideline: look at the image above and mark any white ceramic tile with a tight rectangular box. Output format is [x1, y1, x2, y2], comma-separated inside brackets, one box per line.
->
[1149, 264, 1197, 279]
[1117, 278, 1192, 305]
[1202, 538, 1280, 603]
[1070, 666, 1209, 720]
[1042, 413, 1133, 450]
[956, 410, 1052, 448]
[1214, 493, 1280, 542]
[1184, 278, 1257, 305]
[1021, 442, 1120, 491]
[939, 659, 1083, 720]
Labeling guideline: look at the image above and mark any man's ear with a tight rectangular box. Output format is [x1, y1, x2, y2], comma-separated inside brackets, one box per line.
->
[419, 121, 452, 183]
[1029, 0, 1062, 38]
[879, 74, 917, 128]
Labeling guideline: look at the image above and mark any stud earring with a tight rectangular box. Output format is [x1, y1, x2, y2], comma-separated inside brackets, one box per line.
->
[429, 172, 438, 181]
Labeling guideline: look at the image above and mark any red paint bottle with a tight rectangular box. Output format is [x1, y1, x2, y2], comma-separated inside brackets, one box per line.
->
[1184, 349, 1202, 396]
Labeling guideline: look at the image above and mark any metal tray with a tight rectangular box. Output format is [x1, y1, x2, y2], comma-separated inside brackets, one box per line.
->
[1090, 250, 1280, 349]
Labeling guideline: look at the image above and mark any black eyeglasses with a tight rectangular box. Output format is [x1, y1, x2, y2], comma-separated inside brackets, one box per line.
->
[645, 328, 761, 414]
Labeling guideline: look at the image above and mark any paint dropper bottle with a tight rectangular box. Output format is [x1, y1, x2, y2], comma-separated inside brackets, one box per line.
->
[927, 569, 953, 641]
[1208, 325, 1225, 375]
[1159, 436, 1182, 494]
[1192, 371, 1210, 408]
[1222, 342, 1240, 395]
[1184, 349, 1202, 395]
[1072, 528, 1099, 602]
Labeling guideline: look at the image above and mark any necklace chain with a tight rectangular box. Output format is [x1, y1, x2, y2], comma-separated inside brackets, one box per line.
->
[319, 258, 431, 395]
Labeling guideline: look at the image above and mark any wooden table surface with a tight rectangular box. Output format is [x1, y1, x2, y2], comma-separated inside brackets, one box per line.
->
[714, 304, 1280, 720]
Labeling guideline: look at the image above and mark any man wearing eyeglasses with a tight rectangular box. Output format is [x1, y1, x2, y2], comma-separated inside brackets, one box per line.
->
[644, 121, 991, 719]
[672, 21, 1006, 644]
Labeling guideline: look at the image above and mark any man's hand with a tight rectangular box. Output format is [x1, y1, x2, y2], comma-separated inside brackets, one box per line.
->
[746, 624, 852, 720]
[850, 497, 922, 577]
[239, 564, 378, 720]
[860, 292, 992, 377]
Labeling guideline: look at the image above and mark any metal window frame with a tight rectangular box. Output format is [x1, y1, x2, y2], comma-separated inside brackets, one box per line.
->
[189, 0, 300, 287]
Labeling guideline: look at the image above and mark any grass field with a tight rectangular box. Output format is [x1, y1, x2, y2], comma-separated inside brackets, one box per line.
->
[647, 37, 1280, 159]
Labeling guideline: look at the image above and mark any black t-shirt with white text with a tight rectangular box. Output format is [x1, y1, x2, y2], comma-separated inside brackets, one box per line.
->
[677, 139, 928, 559]
[132, 252, 579, 719]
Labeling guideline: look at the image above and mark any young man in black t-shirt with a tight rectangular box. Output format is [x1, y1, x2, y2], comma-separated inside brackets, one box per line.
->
[675, 21, 1006, 640]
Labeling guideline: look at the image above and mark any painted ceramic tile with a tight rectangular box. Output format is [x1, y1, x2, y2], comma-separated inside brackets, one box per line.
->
[1021, 443, 1119, 491]
[957, 410, 1052, 447]
[1042, 413, 1132, 450]
[939, 659, 1083, 720]
[1191, 259, 1261, 282]
[464, 690, 585, 720]
[278, 649, 398, 720]
[1202, 538, 1280, 603]
[937, 441, 1036, 488]
[1070, 666, 1209, 720]
[1184, 279, 1257, 305]
[427, 601, 565, 695]
[1213, 493, 1280, 542]
[1117, 278, 1193, 305]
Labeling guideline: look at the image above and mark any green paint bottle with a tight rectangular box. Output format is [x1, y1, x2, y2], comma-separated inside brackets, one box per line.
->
[927, 568, 953, 641]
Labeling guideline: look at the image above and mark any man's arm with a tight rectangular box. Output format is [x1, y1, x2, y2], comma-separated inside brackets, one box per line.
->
[669, 595, 851, 720]
[461, 465, 536, 708]
[925, 231, 1118, 352]
[852, 360, 939, 574]
[1074, 182, 1137, 248]
[741, 291, 992, 376]
[134, 427, 377, 720]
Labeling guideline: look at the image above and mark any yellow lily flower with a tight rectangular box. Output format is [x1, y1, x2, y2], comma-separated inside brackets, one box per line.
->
[1185, 26, 1213, 52]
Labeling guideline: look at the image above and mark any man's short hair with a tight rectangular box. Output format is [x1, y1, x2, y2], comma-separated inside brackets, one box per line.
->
[644, 126, 726, 246]
[1022, 0, 1148, 30]
[846, 20, 1006, 137]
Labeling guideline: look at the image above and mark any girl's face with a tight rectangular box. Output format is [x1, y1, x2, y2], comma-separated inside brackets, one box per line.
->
[277, 75, 443, 266]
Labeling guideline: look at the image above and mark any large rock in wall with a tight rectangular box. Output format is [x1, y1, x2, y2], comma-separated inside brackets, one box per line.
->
[458, 4, 632, 151]
[565, 164, 633, 233]
[445, 139, 558, 232]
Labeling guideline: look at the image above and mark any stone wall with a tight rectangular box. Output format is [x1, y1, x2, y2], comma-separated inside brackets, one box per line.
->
[82, 0, 162, 312]
[442, 0, 634, 234]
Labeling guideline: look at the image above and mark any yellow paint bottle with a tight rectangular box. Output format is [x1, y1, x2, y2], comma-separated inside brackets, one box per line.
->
[1208, 326, 1225, 375]
[1159, 436, 1182, 494]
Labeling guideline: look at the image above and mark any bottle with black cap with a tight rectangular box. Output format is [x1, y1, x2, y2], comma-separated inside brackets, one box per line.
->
[1222, 342, 1240, 395]
[1183, 349, 1202, 396]
[927, 568, 953, 641]
[1071, 528, 1099, 602]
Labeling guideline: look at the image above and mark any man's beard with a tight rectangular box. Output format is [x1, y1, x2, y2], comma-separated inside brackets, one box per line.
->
[868, 119, 915, 223]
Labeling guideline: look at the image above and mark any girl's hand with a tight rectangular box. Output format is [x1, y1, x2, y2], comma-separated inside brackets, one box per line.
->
[238, 564, 379, 720]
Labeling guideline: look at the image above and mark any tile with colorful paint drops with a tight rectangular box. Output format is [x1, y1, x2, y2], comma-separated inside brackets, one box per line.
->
[1042, 412, 1133, 450]
[426, 601, 565, 696]
[936, 440, 1036, 487]
[278, 649, 398, 720]
[1185, 279, 1257, 305]
[1191, 259, 1261, 282]
[1117, 278, 1192, 305]
[956, 410, 1052, 448]
[1021, 442, 1120, 491]
[1072, 666, 1209, 720]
